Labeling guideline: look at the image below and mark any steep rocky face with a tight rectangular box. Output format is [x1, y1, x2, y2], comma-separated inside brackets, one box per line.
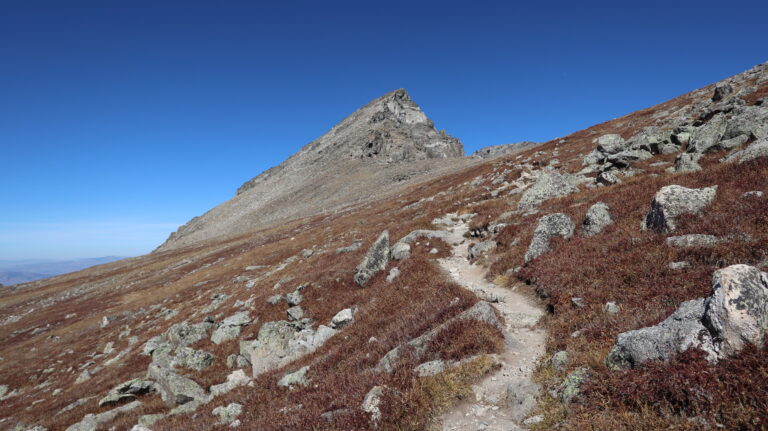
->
[158, 89, 467, 252]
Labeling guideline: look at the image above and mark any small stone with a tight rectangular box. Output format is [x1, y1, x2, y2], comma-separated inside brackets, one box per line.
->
[669, 261, 691, 270]
[331, 308, 354, 329]
[212, 402, 243, 425]
[604, 302, 620, 314]
[266, 294, 283, 305]
[550, 351, 568, 371]
[523, 415, 544, 425]
[277, 366, 310, 389]
[571, 297, 585, 308]
[386, 267, 400, 283]
[286, 306, 304, 321]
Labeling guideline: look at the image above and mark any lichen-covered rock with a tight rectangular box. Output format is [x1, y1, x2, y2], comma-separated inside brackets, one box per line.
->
[361, 386, 385, 423]
[166, 322, 212, 347]
[331, 308, 354, 329]
[354, 230, 390, 287]
[506, 379, 541, 420]
[559, 368, 588, 404]
[210, 369, 250, 396]
[147, 363, 208, 406]
[385, 267, 400, 283]
[688, 113, 727, 154]
[723, 138, 768, 164]
[643, 185, 717, 232]
[704, 264, 768, 356]
[98, 379, 155, 407]
[595, 134, 627, 154]
[524, 213, 575, 263]
[65, 401, 143, 431]
[396, 229, 451, 244]
[518, 172, 583, 210]
[287, 306, 304, 321]
[666, 234, 720, 247]
[672, 152, 702, 172]
[335, 241, 362, 254]
[468, 240, 497, 260]
[390, 242, 411, 260]
[606, 264, 768, 369]
[606, 149, 653, 168]
[211, 325, 241, 345]
[172, 347, 214, 371]
[582, 202, 612, 236]
[277, 366, 310, 389]
[606, 298, 715, 369]
[595, 171, 620, 186]
[212, 402, 243, 425]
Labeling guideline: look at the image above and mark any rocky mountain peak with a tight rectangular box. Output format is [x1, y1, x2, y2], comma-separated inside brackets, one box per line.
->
[159, 89, 469, 251]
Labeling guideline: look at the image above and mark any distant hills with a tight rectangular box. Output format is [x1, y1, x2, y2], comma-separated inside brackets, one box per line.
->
[0, 256, 125, 285]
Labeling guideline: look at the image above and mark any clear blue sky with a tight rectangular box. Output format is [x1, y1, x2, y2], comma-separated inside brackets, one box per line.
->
[1, 0, 765, 260]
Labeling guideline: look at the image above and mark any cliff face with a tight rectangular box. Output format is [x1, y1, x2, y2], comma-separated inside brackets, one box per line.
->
[158, 89, 467, 251]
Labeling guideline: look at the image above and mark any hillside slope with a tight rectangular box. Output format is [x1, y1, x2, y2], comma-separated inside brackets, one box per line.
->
[0, 61, 766, 431]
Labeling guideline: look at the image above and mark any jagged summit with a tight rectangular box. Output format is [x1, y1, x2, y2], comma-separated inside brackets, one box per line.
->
[235, 89, 463, 195]
[159, 89, 469, 251]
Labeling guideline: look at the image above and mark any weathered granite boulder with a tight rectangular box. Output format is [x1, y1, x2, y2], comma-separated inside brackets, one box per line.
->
[518, 172, 583, 210]
[723, 138, 768, 164]
[212, 402, 243, 425]
[704, 264, 768, 356]
[98, 379, 155, 407]
[643, 185, 717, 232]
[331, 308, 354, 328]
[606, 264, 768, 369]
[390, 242, 411, 260]
[468, 240, 497, 260]
[277, 366, 310, 389]
[147, 363, 208, 406]
[354, 231, 390, 287]
[397, 229, 451, 244]
[524, 213, 575, 263]
[582, 202, 612, 236]
[666, 234, 720, 247]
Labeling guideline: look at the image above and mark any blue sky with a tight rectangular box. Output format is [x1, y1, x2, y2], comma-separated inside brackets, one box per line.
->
[1, 0, 766, 260]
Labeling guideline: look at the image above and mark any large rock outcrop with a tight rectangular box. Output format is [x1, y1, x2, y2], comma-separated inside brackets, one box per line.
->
[643, 185, 717, 232]
[354, 231, 390, 287]
[157, 89, 468, 251]
[524, 213, 575, 263]
[606, 264, 768, 369]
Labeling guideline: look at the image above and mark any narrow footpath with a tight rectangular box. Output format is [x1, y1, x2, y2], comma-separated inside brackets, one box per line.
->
[436, 216, 546, 431]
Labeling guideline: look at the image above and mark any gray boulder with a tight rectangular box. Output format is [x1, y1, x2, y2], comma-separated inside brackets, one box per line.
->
[666, 234, 720, 247]
[277, 366, 310, 389]
[724, 105, 768, 141]
[354, 230, 390, 287]
[606, 149, 653, 168]
[65, 401, 143, 431]
[606, 298, 716, 369]
[643, 185, 717, 232]
[518, 172, 583, 210]
[582, 202, 612, 236]
[336, 241, 362, 254]
[385, 267, 400, 283]
[524, 213, 575, 263]
[606, 264, 768, 369]
[391, 242, 411, 260]
[98, 379, 155, 407]
[172, 347, 214, 371]
[688, 114, 727, 154]
[287, 306, 304, 321]
[331, 308, 354, 328]
[397, 229, 451, 244]
[361, 386, 386, 423]
[672, 153, 702, 173]
[210, 369, 251, 397]
[595, 134, 627, 154]
[468, 240, 497, 260]
[712, 83, 733, 101]
[723, 138, 768, 164]
[559, 368, 588, 404]
[212, 402, 243, 425]
[147, 363, 208, 406]
[166, 322, 212, 347]
[595, 171, 620, 186]
[211, 312, 252, 344]
[704, 264, 768, 356]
